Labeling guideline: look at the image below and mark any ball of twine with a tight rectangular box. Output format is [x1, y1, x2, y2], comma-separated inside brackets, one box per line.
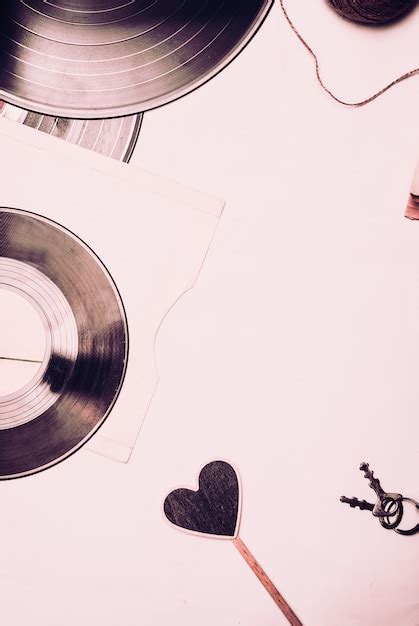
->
[328, 0, 416, 25]
[279, 0, 419, 106]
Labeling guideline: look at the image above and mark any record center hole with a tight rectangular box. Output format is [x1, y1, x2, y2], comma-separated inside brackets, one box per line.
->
[0, 289, 47, 397]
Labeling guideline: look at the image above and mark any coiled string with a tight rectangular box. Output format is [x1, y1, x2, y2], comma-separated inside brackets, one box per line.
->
[278, 0, 419, 107]
[328, 0, 416, 25]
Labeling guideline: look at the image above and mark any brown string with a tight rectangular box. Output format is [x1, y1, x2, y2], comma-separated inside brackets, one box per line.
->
[278, 0, 419, 107]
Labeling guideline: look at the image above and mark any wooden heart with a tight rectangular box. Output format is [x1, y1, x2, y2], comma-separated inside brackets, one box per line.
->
[164, 460, 241, 538]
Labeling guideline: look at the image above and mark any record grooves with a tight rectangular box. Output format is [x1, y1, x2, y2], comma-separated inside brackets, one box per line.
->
[0, 100, 142, 161]
[0, 1, 272, 118]
[0, 208, 128, 479]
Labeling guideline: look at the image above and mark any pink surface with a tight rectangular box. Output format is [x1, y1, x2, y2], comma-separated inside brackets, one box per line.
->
[0, 3, 418, 626]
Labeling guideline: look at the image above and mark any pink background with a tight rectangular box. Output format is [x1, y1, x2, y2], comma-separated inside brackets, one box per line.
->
[1, 2, 418, 625]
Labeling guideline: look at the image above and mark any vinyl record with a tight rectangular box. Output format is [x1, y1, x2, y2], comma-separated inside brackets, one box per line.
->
[0, 1, 272, 118]
[0, 101, 142, 162]
[0, 208, 128, 479]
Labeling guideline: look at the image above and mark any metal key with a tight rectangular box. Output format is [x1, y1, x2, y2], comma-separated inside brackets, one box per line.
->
[341, 462, 418, 535]
[340, 496, 374, 511]
[359, 462, 403, 526]
[341, 462, 404, 531]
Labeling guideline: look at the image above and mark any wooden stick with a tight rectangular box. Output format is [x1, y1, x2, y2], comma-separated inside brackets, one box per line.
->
[232, 536, 303, 626]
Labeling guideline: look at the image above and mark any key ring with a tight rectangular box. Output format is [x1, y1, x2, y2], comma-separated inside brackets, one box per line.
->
[393, 498, 419, 536]
[378, 496, 404, 531]
[340, 463, 419, 536]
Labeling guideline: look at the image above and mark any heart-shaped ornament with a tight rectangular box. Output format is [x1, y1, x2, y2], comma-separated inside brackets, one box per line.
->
[164, 460, 241, 538]
[164, 460, 303, 625]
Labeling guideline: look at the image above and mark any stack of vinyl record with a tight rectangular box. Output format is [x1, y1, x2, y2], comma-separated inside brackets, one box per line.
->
[0, 0, 272, 478]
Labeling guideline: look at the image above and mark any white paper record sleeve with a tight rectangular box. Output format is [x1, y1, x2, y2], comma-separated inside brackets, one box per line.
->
[0, 117, 224, 467]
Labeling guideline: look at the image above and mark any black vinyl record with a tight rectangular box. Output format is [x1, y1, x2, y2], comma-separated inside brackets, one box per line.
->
[0, 208, 128, 479]
[0, 101, 142, 161]
[0, 1, 272, 118]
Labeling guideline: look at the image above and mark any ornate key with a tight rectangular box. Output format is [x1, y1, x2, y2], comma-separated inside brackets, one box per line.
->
[340, 462, 418, 534]
[340, 496, 374, 511]
[359, 462, 403, 527]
